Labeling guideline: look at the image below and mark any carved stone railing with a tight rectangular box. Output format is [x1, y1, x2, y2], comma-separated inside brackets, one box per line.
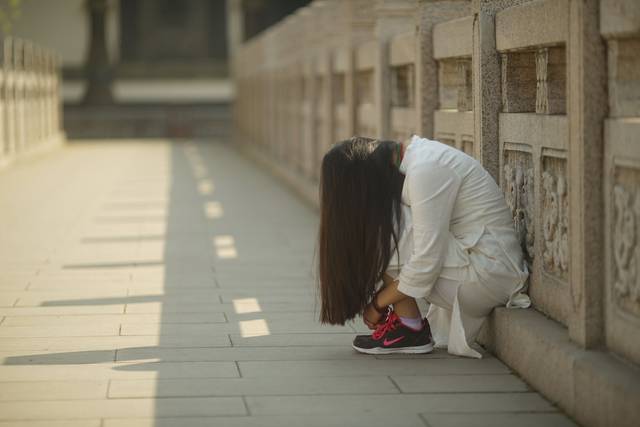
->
[601, 0, 640, 369]
[0, 37, 64, 168]
[233, 2, 640, 425]
[496, 0, 570, 326]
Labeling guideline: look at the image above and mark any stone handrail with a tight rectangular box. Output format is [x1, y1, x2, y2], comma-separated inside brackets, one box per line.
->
[0, 37, 64, 168]
[232, 1, 640, 426]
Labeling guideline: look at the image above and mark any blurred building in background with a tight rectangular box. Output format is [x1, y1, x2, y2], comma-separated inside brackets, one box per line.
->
[7, 0, 310, 137]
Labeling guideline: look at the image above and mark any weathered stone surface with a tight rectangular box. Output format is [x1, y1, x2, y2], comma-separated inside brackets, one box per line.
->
[233, 1, 640, 426]
[495, 0, 568, 51]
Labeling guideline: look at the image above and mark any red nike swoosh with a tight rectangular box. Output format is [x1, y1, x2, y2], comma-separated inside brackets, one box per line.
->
[383, 336, 405, 346]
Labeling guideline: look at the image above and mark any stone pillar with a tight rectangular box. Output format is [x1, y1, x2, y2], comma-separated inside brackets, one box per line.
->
[601, 0, 640, 365]
[0, 46, 5, 164]
[5, 39, 16, 158]
[566, 0, 607, 348]
[13, 39, 25, 155]
[416, 0, 470, 140]
[471, 0, 530, 181]
[431, 15, 474, 155]
[373, 0, 417, 139]
[344, 0, 376, 138]
[83, 0, 114, 105]
[226, 0, 244, 64]
[309, 1, 334, 179]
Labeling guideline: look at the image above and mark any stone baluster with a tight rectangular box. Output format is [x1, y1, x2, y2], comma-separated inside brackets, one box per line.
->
[372, 0, 416, 140]
[4, 38, 16, 159]
[14, 39, 26, 154]
[23, 41, 34, 151]
[0, 39, 5, 163]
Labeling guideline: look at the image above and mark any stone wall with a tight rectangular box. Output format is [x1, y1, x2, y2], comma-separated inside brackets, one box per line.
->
[0, 38, 65, 169]
[233, 1, 640, 426]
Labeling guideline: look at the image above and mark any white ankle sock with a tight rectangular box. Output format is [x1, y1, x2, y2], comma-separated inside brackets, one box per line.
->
[399, 316, 423, 330]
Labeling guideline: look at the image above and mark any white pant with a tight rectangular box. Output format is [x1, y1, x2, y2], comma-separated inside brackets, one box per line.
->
[386, 206, 529, 358]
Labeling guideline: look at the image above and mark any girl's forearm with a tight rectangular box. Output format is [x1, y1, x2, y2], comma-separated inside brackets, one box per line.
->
[376, 274, 410, 307]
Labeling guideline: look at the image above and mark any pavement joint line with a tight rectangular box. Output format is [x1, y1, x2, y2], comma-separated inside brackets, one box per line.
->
[418, 412, 434, 427]
[388, 375, 403, 393]
[241, 395, 251, 416]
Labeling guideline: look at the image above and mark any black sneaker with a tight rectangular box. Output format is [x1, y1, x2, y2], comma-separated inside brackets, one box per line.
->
[352, 311, 434, 355]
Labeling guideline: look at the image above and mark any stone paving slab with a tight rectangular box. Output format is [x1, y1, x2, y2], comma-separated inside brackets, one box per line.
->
[421, 413, 578, 427]
[0, 380, 108, 401]
[120, 320, 355, 336]
[0, 361, 240, 380]
[114, 346, 369, 362]
[102, 414, 426, 427]
[237, 358, 510, 377]
[391, 374, 529, 393]
[0, 139, 576, 425]
[0, 306, 127, 316]
[0, 421, 102, 427]
[0, 313, 228, 326]
[0, 324, 121, 338]
[0, 396, 247, 420]
[244, 393, 555, 415]
[0, 334, 231, 351]
[109, 376, 398, 398]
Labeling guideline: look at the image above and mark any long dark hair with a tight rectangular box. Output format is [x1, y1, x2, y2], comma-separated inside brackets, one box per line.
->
[318, 136, 405, 325]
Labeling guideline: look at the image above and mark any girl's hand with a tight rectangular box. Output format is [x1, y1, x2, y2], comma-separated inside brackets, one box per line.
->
[363, 303, 383, 329]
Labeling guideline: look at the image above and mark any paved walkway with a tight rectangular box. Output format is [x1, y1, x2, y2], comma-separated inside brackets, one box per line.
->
[0, 139, 577, 426]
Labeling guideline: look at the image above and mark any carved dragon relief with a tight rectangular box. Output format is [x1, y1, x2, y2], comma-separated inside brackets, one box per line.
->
[504, 154, 535, 263]
[613, 181, 640, 315]
[541, 164, 569, 280]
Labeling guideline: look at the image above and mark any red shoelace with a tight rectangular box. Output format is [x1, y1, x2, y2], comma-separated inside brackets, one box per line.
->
[372, 311, 400, 340]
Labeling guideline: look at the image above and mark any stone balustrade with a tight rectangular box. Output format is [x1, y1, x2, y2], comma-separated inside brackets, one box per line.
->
[0, 37, 64, 168]
[233, 1, 640, 426]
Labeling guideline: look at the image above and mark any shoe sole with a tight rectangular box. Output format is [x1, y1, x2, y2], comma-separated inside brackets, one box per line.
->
[352, 342, 434, 355]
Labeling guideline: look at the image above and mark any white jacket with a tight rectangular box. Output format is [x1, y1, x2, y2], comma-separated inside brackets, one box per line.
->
[391, 136, 530, 357]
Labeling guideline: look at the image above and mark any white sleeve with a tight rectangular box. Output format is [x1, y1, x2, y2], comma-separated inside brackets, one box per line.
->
[397, 162, 461, 299]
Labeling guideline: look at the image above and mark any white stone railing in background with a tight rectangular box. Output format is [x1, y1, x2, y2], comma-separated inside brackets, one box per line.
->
[0, 37, 64, 168]
[233, 1, 640, 426]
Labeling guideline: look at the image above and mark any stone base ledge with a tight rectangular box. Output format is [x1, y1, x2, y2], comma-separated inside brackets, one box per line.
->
[0, 132, 66, 171]
[479, 307, 640, 427]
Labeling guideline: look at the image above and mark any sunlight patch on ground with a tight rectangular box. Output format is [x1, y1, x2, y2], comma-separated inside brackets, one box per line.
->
[214, 235, 237, 259]
[184, 145, 207, 178]
[204, 201, 224, 219]
[232, 298, 262, 314]
[239, 319, 270, 337]
[198, 179, 214, 195]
